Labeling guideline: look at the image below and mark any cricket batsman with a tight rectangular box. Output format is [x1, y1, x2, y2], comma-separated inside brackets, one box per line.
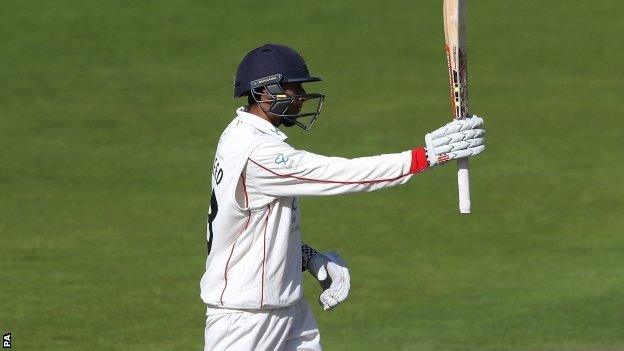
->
[200, 44, 486, 350]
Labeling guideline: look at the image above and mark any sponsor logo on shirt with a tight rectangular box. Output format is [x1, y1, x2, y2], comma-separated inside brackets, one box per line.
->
[275, 153, 289, 167]
[275, 153, 301, 171]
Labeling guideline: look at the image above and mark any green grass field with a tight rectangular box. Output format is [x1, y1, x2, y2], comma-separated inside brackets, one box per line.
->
[2, 1, 623, 350]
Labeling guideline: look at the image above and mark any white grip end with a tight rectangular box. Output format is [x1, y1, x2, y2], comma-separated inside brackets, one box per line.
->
[457, 157, 470, 214]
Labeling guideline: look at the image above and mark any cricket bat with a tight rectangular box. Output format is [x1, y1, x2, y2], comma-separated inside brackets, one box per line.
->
[443, 0, 471, 214]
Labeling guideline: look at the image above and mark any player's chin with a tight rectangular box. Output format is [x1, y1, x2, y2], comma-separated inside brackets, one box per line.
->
[281, 109, 302, 127]
[281, 117, 297, 127]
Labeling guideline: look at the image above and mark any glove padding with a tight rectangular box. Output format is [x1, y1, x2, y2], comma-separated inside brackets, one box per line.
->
[425, 115, 485, 167]
[308, 251, 350, 311]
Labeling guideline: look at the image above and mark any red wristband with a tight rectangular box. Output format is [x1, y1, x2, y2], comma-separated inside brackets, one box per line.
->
[409, 147, 429, 173]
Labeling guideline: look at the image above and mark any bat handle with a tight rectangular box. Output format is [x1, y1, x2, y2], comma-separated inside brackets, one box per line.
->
[457, 157, 470, 213]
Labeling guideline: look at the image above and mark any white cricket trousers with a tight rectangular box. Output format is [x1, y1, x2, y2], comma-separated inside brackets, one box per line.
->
[204, 299, 322, 351]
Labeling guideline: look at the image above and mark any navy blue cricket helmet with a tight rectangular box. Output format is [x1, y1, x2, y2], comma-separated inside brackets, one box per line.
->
[234, 44, 325, 131]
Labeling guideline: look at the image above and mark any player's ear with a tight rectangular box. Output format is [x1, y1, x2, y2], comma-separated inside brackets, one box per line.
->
[247, 88, 264, 105]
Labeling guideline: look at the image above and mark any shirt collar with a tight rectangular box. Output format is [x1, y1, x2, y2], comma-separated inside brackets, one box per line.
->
[236, 107, 288, 141]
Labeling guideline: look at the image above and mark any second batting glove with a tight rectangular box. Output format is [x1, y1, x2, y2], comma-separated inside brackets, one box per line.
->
[308, 251, 351, 311]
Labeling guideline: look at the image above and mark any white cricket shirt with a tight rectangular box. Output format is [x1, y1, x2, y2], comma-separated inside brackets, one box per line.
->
[200, 107, 429, 310]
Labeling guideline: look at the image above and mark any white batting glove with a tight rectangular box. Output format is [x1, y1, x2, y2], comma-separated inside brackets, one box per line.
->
[308, 251, 350, 311]
[425, 115, 486, 167]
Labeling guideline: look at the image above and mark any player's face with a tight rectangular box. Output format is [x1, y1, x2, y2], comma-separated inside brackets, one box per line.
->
[282, 82, 306, 115]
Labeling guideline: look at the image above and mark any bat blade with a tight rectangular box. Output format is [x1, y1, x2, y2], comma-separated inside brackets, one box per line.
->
[443, 0, 471, 214]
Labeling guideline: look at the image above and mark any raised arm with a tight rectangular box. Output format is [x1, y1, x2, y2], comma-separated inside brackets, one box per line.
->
[246, 139, 428, 197]
[246, 116, 484, 198]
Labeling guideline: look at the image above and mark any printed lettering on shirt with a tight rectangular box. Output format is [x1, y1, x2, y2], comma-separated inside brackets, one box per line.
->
[213, 157, 224, 185]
